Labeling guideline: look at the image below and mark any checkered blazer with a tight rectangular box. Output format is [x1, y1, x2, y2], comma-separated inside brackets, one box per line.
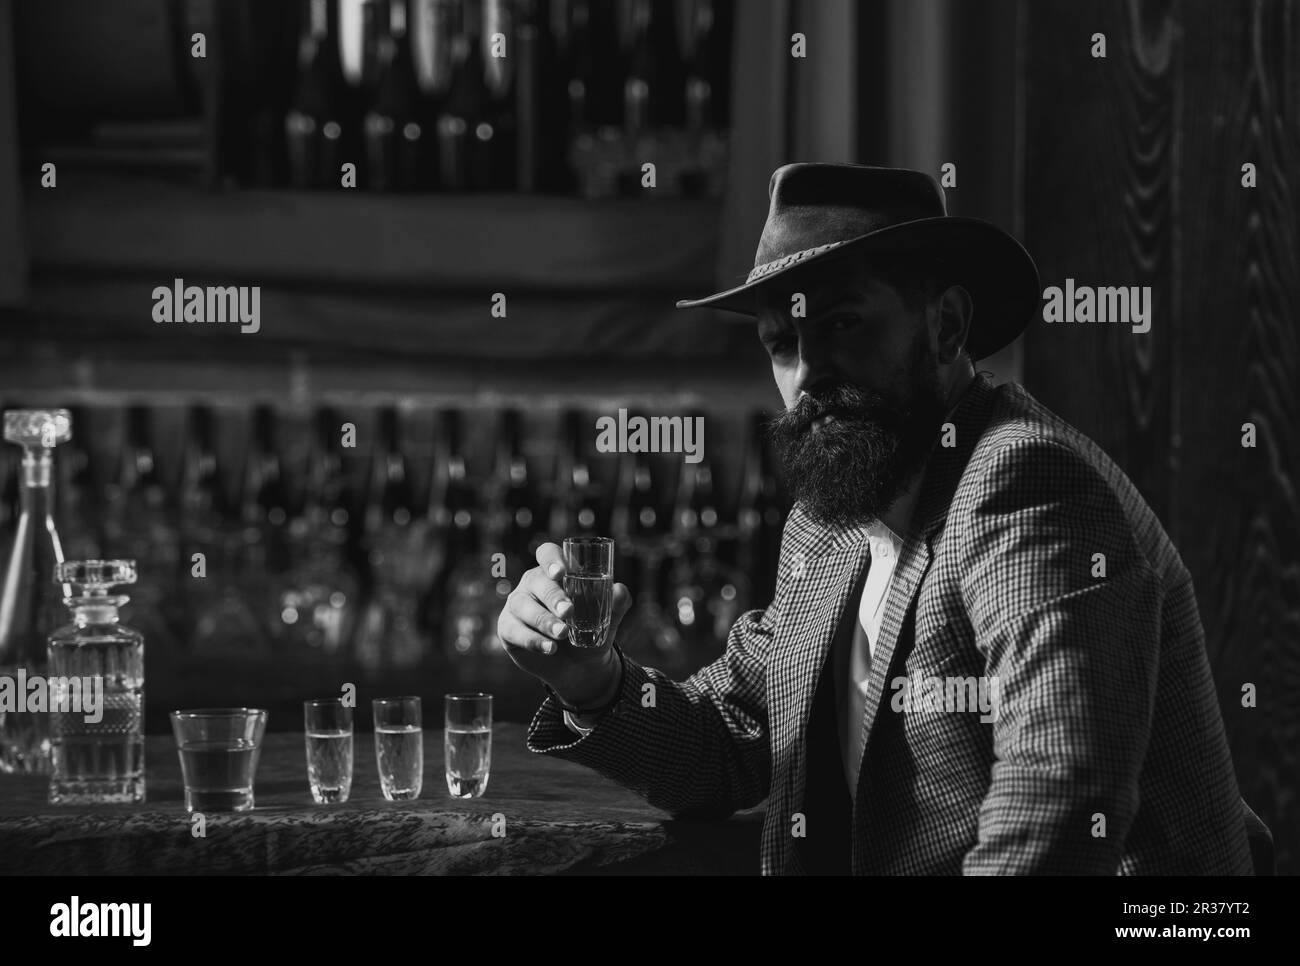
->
[527, 373, 1254, 875]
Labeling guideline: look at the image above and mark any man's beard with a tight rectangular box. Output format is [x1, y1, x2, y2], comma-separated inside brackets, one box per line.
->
[766, 338, 950, 531]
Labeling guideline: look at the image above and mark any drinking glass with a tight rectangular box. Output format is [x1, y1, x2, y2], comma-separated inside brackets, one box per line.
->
[562, 537, 614, 648]
[372, 696, 422, 801]
[170, 708, 268, 812]
[303, 699, 353, 804]
[444, 693, 492, 798]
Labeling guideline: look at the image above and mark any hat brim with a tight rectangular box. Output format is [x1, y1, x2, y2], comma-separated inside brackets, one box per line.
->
[675, 216, 1040, 361]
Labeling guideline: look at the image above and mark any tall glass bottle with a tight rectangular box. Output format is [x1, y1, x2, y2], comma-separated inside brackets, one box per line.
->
[437, 0, 498, 191]
[441, 411, 489, 664]
[356, 407, 429, 671]
[0, 409, 72, 774]
[612, 446, 680, 665]
[561, 0, 624, 198]
[365, 0, 427, 191]
[679, 0, 729, 198]
[103, 407, 179, 655]
[286, 0, 350, 189]
[548, 409, 604, 538]
[48, 559, 145, 804]
[493, 409, 538, 574]
[669, 434, 747, 671]
[274, 407, 358, 657]
[482, 0, 518, 190]
[619, 0, 682, 194]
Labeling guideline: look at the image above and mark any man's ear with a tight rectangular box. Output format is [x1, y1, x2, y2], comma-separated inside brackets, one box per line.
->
[934, 284, 973, 364]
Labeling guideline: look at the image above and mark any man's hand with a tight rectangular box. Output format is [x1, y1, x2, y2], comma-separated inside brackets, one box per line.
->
[497, 541, 634, 708]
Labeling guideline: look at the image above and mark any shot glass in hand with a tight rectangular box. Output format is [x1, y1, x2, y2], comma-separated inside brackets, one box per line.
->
[444, 693, 492, 798]
[303, 699, 353, 804]
[562, 537, 614, 649]
[373, 696, 422, 801]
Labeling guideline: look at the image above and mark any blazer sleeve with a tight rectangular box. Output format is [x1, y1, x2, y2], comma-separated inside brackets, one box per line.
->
[524, 591, 780, 820]
[957, 437, 1165, 874]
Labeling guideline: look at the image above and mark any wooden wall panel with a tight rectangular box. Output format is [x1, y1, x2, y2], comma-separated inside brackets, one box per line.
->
[1025, 0, 1300, 874]
[1176, 0, 1300, 876]
[1024, 0, 1177, 521]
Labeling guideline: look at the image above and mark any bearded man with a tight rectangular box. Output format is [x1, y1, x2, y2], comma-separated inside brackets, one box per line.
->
[496, 163, 1259, 875]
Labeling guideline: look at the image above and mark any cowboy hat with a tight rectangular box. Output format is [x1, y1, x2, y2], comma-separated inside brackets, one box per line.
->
[675, 162, 1040, 360]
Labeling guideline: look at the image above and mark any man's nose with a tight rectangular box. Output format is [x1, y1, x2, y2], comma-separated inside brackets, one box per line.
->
[793, 334, 839, 397]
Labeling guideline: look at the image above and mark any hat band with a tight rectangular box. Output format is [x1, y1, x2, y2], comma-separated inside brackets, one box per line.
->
[746, 239, 851, 284]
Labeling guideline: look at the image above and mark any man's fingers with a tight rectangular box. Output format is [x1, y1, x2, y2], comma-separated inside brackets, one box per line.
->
[523, 563, 571, 617]
[535, 542, 566, 581]
[608, 583, 633, 637]
[498, 613, 559, 655]
[510, 594, 571, 643]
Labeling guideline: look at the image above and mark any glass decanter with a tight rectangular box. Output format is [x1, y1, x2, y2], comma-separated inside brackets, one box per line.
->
[0, 409, 72, 774]
[47, 559, 145, 804]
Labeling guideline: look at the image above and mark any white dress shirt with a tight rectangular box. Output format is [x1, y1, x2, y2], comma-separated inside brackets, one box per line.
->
[838, 517, 905, 796]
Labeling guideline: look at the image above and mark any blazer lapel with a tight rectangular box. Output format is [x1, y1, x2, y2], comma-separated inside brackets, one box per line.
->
[772, 529, 872, 807]
[849, 372, 1001, 800]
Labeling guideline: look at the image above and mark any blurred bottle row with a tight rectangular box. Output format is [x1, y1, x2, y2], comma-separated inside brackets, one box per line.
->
[230, 0, 733, 195]
[0, 403, 787, 684]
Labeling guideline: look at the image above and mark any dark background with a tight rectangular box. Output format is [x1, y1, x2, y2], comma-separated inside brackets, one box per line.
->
[0, 0, 1295, 873]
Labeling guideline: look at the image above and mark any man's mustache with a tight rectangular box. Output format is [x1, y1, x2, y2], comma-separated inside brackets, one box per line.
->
[771, 384, 893, 436]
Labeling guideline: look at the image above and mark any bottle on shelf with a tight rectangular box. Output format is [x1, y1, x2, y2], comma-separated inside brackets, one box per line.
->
[439, 410, 493, 666]
[47, 559, 145, 805]
[561, 0, 624, 198]
[482, 0, 518, 190]
[411, 0, 458, 188]
[611, 445, 681, 665]
[619, 0, 685, 195]
[678, 0, 730, 198]
[436, 0, 499, 191]
[0, 409, 72, 775]
[492, 409, 540, 574]
[365, 0, 428, 191]
[188, 409, 268, 656]
[476, 409, 537, 681]
[514, 0, 564, 191]
[273, 407, 359, 658]
[668, 430, 747, 671]
[548, 409, 606, 539]
[356, 407, 429, 671]
[358, 0, 389, 92]
[286, 0, 352, 189]
[103, 407, 180, 654]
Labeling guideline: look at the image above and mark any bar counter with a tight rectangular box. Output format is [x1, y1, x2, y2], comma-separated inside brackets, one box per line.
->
[0, 725, 763, 875]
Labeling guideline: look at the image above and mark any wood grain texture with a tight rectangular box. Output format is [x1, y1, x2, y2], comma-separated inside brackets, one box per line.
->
[1025, 0, 1299, 874]
[1024, 0, 1176, 523]
[0, 725, 763, 875]
[1175, 0, 1300, 877]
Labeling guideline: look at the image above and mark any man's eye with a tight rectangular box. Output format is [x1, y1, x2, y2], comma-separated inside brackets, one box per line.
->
[764, 334, 795, 355]
[828, 315, 861, 331]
